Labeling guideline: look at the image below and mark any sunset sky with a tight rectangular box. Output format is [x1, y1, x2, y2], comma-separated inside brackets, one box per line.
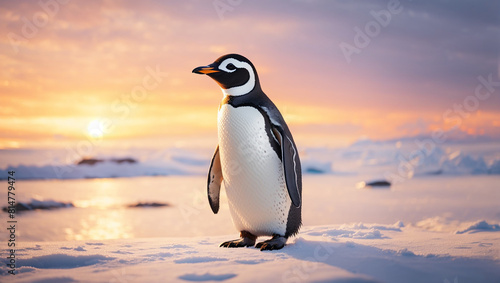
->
[1, 0, 499, 150]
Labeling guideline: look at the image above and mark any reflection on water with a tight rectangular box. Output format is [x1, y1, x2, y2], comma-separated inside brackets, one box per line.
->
[64, 179, 133, 240]
[73, 197, 120, 209]
[73, 178, 125, 209]
[64, 210, 133, 241]
[14, 175, 500, 242]
[16, 176, 229, 242]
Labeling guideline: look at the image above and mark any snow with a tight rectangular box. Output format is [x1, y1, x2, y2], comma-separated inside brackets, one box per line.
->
[3, 159, 206, 180]
[307, 222, 404, 240]
[489, 159, 500, 174]
[2, 174, 500, 282]
[442, 152, 489, 175]
[18, 254, 113, 269]
[1, 141, 499, 281]
[179, 272, 238, 281]
[1, 147, 211, 180]
[455, 220, 500, 234]
[4, 223, 500, 282]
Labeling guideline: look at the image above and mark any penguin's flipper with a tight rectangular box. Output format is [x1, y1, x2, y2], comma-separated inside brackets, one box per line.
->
[273, 126, 301, 208]
[207, 145, 223, 214]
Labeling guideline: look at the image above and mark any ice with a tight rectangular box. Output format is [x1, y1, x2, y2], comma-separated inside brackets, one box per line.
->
[17, 254, 114, 269]
[305, 222, 405, 240]
[488, 159, 500, 174]
[443, 152, 489, 175]
[2, 174, 500, 282]
[5, 225, 500, 282]
[301, 158, 333, 174]
[174, 256, 229, 264]
[2, 141, 500, 180]
[127, 202, 169, 208]
[410, 146, 447, 176]
[455, 220, 500, 234]
[356, 179, 392, 189]
[3, 154, 208, 180]
[2, 198, 74, 212]
[178, 272, 238, 281]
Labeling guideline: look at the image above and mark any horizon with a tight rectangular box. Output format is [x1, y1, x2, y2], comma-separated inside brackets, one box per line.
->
[2, 0, 499, 154]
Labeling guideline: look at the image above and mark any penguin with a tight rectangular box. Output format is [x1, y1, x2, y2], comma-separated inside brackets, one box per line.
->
[192, 54, 302, 251]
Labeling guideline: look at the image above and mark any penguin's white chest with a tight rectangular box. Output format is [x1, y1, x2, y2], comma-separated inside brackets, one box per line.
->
[218, 104, 291, 236]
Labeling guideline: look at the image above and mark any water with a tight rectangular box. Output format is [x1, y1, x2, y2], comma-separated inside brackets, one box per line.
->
[5, 176, 232, 241]
[2, 175, 499, 242]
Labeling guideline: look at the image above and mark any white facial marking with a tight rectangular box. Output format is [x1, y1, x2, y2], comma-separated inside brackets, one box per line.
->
[218, 58, 255, 97]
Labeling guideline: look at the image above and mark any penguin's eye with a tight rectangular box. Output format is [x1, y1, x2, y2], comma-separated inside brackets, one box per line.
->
[226, 63, 236, 71]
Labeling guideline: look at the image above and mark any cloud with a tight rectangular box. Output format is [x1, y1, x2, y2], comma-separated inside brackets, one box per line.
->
[0, 0, 499, 148]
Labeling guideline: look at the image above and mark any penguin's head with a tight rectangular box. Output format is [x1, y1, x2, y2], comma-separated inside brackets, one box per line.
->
[192, 54, 260, 96]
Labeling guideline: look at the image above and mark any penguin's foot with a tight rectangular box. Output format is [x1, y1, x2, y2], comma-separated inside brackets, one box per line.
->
[255, 234, 287, 251]
[220, 231, 257, 248]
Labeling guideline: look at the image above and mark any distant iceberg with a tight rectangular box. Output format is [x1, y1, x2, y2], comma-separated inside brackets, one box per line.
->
[442, 152, 489, 175]
[489, 159, 500, 174]
[2, 151, 209, 180]
[77, 157, 138, 166]
[2, 198, 73, 212]
[2, 140, 500, 180]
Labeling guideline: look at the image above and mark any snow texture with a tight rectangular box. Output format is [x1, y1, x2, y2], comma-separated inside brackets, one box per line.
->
[4, 223, 500, 283]
[455, 220, 500, 234]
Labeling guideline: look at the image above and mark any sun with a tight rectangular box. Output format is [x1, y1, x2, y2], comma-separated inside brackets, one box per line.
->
[87, 119, 105, 139]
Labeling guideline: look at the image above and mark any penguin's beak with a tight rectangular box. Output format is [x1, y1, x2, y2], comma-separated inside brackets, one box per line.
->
[192, 64, 220, 74]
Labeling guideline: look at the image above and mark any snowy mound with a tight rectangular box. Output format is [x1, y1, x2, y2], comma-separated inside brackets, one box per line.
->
[455, 220, 500, 234]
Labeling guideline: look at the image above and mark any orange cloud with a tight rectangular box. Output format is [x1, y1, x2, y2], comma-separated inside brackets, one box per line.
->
[1, 1, 499, 150]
